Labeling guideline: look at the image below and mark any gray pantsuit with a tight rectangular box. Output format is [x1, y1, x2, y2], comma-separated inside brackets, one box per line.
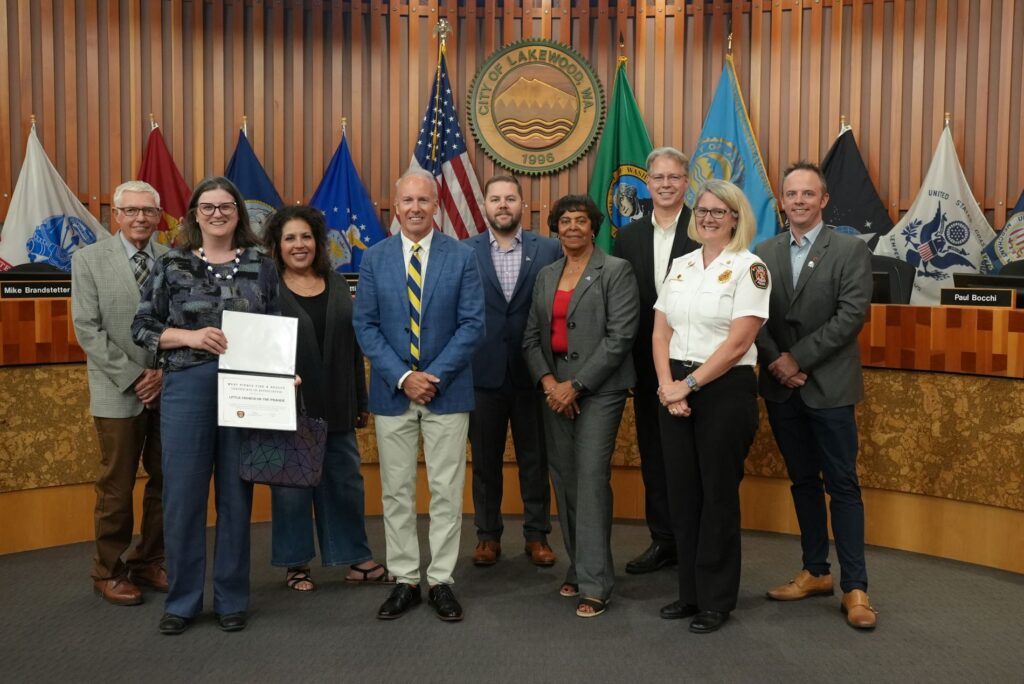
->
[523, 249, 638, 602]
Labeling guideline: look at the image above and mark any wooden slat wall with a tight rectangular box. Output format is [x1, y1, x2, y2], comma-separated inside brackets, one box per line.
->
[0, 0, 1022, 233]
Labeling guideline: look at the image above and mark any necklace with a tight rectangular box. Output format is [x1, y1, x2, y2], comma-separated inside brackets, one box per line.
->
[285, 274, 325, 296]
[198, 247, 241, 280]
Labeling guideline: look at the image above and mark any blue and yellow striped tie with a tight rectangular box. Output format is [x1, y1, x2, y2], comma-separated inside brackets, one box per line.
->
[407, 243, 422, 369]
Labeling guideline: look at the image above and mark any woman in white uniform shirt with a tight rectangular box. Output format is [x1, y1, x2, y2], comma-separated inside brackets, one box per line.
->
[651, 179, 771, 634]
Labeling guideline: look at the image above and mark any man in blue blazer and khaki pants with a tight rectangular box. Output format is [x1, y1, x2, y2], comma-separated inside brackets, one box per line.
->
[467, 175, 562, 568]
[355, 169, 485, 622]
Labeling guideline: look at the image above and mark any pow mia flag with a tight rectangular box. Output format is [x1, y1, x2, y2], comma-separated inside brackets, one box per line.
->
[820, 127, 892, 250]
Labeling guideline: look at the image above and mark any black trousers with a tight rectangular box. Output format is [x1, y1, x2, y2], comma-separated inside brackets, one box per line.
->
[765, 393, 867, 592]
[632, 387, 676, 544]
[658, 364, 758, 612]
[469, 383, 552, 542]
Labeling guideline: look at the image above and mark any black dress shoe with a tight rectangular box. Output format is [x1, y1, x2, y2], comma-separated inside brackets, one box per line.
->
[659, 600, 700, 620]
[377, 583, 421, 620]
[428, 584, 464, 622]
[158, 613, 190, 635]
[217, 611, 248, 632]
[689, 610, 730, 633]
[625, 542, 677, 574]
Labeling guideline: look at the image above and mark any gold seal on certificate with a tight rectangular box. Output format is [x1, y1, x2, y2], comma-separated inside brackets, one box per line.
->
[217, 310, 299, 431]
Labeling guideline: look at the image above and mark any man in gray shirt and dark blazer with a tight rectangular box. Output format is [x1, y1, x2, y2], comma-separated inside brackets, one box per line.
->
[72, 180, 169, 605]
[467, 175, 562, 568]
[754, 162, 877, 630]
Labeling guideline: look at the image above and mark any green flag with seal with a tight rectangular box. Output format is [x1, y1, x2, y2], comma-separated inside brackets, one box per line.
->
[589, 59, 653, 254]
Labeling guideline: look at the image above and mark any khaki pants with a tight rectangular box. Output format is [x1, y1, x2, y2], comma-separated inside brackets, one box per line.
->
[375, 404, 469, 587]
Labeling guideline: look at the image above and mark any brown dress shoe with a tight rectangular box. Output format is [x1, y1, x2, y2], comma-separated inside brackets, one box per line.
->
[524, 541, 556, 567]
[131, 564, 169, 592]
[473, 540, 501, 566]
[842, 589, 878, 630]
[766, 569, 834, 601]
[94, 577, 143, 606]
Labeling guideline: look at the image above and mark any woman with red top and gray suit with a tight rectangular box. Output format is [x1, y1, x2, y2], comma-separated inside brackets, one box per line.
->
[522, 194, 638, 619]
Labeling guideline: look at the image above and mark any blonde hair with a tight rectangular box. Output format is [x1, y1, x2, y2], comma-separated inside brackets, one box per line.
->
[687, 179, 756, 251]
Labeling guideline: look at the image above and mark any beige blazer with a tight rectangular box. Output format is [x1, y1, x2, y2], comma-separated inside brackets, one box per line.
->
[72, 235, 168, 418]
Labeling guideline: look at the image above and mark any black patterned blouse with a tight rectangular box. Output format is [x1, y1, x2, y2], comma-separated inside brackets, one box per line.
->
[132, 247, 281, 372]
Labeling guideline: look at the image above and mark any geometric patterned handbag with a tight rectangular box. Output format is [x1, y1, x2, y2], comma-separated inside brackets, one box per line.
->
[239, 403, 327, 488]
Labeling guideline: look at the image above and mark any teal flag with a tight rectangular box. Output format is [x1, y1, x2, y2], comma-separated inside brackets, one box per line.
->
[686, 54, 781, 247]
[588, 60, 652, 254]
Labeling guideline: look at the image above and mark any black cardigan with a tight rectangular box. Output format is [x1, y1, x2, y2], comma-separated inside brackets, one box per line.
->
[280, 271, 368, 432]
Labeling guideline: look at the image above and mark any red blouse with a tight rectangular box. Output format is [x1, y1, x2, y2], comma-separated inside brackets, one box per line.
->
[550, 289, 573, 354]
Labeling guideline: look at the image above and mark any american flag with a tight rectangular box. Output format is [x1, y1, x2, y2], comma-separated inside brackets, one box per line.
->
[392, 50, 486, 239]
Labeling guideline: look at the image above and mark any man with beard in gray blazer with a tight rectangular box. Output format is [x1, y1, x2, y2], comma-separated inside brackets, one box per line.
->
[72, 180, 169, 605]
[754, 162, 877, 630]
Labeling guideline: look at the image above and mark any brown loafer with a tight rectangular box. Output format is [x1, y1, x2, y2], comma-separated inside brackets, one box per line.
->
[766, 569, 834, 601]
[94, 577, 143, 606]
[524, 541, 556, 567]
[131, 564, 169, 592]
[841, 589, 878, 630]
[473, 540, 501, 566]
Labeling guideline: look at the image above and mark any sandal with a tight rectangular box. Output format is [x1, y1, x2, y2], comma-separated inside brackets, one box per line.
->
[345, 563, 396, 584]
[576, 597, 609, 618]
[559, 582, 580, 598]
[286, 567, 316, 592]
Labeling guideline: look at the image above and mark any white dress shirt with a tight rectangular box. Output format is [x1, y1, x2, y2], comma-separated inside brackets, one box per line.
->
[652, 209, 682, 296]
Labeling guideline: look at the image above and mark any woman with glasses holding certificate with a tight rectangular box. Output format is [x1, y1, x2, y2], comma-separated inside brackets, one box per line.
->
[261, 205, 393, 593]
[651, 180, 771, 634]
[132, 176, 280, 636]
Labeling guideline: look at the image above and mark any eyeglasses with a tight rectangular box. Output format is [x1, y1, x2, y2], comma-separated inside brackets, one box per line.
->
[648, 174, 686, 185]
[694, 207, 737, 219]
[117, 206, 161, 218]
[196, 202, 238, 217]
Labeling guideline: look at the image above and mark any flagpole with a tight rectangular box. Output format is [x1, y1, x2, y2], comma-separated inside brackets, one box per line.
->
[944, 111, 951, 128]
[838, 114, 852, 137]
[149, 113, 157, 131]
[242, 115, 248, 137]
[30, 113, 36, 132]
[341, 116, 347, 138]
[430, 19, 452, 164]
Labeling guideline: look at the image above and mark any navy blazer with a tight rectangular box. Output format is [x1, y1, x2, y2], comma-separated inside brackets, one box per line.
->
[354, 231, 485, 416]
[468, 229, 562, 389]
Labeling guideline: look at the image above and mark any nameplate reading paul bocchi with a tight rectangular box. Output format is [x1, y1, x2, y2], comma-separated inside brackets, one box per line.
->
[1, 281, 72, 299]
[940, 288, 1014, 308]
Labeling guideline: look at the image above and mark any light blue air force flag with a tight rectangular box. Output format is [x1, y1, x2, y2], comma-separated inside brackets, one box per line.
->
[224, 129, 283, 237]
[685, 54, 781, 248]
[874, 127, 995, 305]
[981, 190, 1024, 274]
[309, 132, 385, 274]
[0, 126, 107, 271]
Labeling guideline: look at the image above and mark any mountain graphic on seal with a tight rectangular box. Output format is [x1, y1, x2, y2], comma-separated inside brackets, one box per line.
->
[494, 77, 578, 150]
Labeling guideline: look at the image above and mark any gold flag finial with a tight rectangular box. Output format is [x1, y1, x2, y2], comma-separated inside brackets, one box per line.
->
[434, 18, 452, 47]
[241, 114, 248, 137]
[341, 117, 348, 135]
[149, 113, 156, 130]
[30, 113, 36, 129]
[944, 112, 951, 127]
[727, 32, 733, 55]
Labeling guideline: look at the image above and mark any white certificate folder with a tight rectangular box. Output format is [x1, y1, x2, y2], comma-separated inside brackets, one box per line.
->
[217, 310, 298, 431]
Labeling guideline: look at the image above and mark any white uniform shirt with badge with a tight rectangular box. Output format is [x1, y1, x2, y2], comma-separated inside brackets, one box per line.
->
[653, 248, 771, 367]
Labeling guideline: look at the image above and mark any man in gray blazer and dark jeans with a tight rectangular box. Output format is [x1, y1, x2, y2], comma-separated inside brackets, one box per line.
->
[72, 180, 169, 605]
[754, 162, 877, 630]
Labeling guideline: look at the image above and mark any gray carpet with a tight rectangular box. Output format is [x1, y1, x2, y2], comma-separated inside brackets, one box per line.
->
[1, 517, 1021, 683]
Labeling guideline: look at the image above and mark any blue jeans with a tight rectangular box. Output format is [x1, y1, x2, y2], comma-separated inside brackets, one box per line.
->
[766, 393, 867, 593]
[161, 361, 254, 618]
[270, 431, 373, 567]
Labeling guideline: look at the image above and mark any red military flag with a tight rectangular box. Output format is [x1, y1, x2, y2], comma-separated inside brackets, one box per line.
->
[137, 124, 190, 246]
